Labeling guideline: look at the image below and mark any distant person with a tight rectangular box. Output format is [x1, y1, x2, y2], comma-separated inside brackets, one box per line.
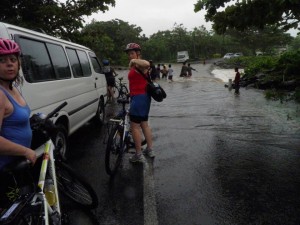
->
[161, 65, 168, 80]
[156, 64, 161, 80]
[102, 59, 118, 102]
[187, 63, 196, 77]
[233, 67, 240, 95]
[167, 64, 173, 82]
[180, 61, 188, 77]
[149, 60, 157, 81]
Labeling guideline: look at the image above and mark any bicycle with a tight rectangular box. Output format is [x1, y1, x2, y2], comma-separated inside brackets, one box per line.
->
[111, 77, 129, 99]
[105, 97, 146, 176]
[0, 102, 98, 225]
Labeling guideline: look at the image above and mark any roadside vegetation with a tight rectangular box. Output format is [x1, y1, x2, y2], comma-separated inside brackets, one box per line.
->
[220, 49, 300, 103]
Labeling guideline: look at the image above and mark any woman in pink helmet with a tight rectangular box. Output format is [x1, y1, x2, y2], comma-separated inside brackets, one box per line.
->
[125, 43, 155, 163]
[0, 38, 36, 210]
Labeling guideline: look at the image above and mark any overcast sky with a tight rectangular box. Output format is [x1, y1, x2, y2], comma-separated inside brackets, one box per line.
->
[85, 0, 212, 37]
[84, 0, 297, 37]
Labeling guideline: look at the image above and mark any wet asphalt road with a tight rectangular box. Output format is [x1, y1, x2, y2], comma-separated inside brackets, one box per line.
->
[67, 61, 300, 225]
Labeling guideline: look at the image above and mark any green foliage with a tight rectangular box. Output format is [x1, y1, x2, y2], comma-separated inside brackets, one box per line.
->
[241, 56, 279, 77]
[264, 89, 287, 102]
[79, 19, 144, 66]
[294, 88, 300, 103]
[194, 0, 300, 35]
[225, 26, 293, 55]
[212, 53, 221, 58]
[0, 0, 115, 38]
[288, 35, 300, 51]
[276, 50, 300, 80]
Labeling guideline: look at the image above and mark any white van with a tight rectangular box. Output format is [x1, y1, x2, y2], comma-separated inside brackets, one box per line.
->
[177, 51, 189, 63]
[0, 22, 107, 158]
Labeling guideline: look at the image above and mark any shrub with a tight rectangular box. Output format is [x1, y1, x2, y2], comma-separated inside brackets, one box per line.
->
[264, 89, 286, 102]
[212, 53, 221, 58]
[294, 88, 300, 103]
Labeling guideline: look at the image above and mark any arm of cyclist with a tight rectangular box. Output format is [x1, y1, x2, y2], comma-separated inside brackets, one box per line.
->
[129, 59, 150, 74]
[111, 67, 118, 77]
[0, 137, 37, 165]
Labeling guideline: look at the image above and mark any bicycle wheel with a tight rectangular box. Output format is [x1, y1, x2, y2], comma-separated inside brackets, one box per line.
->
[112, 86, 120, 98]
[105, 124, 124, 176]
[55, 162, 98, 209]
[119, 85, 129, 99]
[94, 98, 105, 126]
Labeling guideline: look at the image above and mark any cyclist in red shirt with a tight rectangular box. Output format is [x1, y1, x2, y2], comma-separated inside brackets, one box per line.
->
[124, 43, 154, 163]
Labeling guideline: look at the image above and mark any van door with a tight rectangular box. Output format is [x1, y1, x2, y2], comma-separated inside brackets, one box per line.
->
[88, 52, 106, 99]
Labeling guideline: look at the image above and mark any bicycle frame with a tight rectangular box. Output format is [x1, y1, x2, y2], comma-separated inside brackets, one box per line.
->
[35, 139, 61, 225]
[109, 105, 130, 154]
[0, 139, 62, 225]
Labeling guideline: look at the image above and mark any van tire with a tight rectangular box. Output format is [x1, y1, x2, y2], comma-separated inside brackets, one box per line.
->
[54, 124, 69, 160]
[94, 98, 105, 125]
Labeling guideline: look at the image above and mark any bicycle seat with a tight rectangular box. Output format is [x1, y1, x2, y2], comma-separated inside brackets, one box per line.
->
[117, 98, 129, 104]
[118, 77, 123, 81]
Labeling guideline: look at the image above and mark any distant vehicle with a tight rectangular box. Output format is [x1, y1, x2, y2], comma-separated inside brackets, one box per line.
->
[233, 52, 243, 57]
[223, 53, 234, 59]
[256, 51, 263, 56]
[177, 51, 189, 63]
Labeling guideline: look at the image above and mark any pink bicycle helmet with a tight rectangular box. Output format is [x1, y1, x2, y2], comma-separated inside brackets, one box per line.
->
[124, 43, 141, 52]
[0, 38, 21, 56]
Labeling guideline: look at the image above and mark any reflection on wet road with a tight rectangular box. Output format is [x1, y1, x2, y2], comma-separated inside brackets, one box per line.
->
[148, 62, 300, 225]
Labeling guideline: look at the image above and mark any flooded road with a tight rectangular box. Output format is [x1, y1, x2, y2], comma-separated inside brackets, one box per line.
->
[147, 62, 300, 225]
[68, 61, 300, 225]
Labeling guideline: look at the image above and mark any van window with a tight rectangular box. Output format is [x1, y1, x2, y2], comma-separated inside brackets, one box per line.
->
[90, 55, 102, 74]
[66, 48, 91, 78]
[19, 38, 54, 82]
[77, 50, 91, 76]
[66, 48, 82, 77]
[46, 43, 71, 79]
[18, 38, 71, 82]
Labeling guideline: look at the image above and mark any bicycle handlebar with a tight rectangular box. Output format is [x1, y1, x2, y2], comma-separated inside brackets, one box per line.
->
[30, 102, 68, 150]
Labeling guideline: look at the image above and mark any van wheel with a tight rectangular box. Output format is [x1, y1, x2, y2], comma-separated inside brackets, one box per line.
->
[94, 98, 105, 125]
[54, 124, 68, 160]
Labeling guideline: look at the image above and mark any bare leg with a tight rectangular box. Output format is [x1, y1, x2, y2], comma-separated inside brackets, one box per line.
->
[131, 121, 142, 155]
[141, 121, 153, 149]
[108, 86, 114, 100]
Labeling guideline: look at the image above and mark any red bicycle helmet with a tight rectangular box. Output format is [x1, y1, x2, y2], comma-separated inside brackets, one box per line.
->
[124, 43, 141, 52]
[0, 38, 21, 56]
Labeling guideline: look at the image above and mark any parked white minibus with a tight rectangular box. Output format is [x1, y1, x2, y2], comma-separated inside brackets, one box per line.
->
[0, 22, 107, 158]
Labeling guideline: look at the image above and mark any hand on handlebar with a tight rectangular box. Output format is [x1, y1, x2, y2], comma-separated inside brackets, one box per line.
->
[24, 148, 37, 165]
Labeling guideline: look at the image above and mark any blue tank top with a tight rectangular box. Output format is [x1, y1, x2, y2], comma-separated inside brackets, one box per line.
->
[0, 87, 32, 170]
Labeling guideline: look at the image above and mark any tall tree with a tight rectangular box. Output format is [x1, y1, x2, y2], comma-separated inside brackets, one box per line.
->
[0, 0, 115, 39]
[80, 19, 145, 65]
[226, 26, 293, 55]
[194, 0, 300, 34]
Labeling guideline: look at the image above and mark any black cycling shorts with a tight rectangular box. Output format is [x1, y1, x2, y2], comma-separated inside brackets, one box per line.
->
[130, 115, 148, 124]
[106, 78, 115, 87]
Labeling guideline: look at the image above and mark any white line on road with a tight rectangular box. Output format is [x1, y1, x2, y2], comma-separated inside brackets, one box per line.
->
[143, 159, 158, 225]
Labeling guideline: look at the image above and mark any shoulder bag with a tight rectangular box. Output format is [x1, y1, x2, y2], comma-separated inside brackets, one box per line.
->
[136, 68, 167, 102]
